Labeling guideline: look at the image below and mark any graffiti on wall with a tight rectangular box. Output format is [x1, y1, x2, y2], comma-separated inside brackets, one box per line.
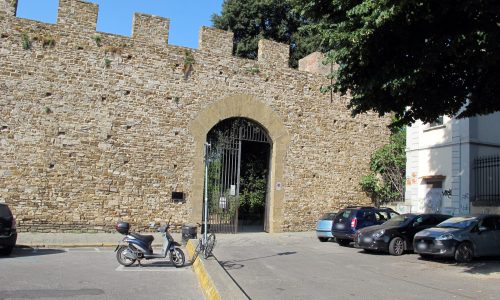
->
[406, 172, 418, 186]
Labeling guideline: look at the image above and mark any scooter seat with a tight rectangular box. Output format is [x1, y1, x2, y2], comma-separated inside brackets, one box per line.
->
[130, 233, 154, 244]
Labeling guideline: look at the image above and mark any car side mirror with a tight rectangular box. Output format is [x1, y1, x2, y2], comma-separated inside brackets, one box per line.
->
[412, 222, 419, 228]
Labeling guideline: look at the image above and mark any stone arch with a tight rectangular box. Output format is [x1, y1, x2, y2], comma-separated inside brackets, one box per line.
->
[190, 94, 290, 233]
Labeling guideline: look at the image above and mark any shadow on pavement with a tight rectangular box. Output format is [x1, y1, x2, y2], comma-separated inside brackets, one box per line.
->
[220, 251, 297, 270]
[126, 260, 183, 268]
[0, 289, 104, 300]
[356, 249, 387, 256]
[416, 255, 500, 275]
[460, 257, 500, 275]
[0, 246, 66, 258]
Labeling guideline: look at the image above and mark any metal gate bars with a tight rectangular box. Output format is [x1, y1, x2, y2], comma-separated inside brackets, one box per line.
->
[204, 119, 271, 233]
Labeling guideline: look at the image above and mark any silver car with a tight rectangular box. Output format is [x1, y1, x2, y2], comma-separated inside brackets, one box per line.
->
[413, 215, 500, 263]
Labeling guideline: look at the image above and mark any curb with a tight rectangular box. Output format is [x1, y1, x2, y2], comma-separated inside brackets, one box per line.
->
[186, 240, 221, 300]
[186, 239, 249, 300]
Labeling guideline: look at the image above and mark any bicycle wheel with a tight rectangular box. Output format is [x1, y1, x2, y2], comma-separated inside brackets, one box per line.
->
[190, 238, 202, 264]
[203, 233, 216, 259]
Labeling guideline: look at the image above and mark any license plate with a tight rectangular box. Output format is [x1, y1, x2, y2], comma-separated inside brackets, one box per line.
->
[336, 224, 345, 230]
[363, 237, 373, 243]
[417, 242, 427, 250]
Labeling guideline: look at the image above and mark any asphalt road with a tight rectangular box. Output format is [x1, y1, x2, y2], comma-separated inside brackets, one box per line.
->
[214, 232, 500, 300]
[0, 247, 203, 300]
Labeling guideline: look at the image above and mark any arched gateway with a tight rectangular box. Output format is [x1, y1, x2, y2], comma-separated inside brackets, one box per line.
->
[190, 95, 290, 233]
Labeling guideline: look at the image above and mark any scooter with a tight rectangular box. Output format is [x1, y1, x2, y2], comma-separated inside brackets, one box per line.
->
[114, 218, 185, 267]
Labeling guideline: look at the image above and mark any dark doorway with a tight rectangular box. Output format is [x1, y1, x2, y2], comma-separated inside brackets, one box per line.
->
[238, 140, 270, 232]
[205, 118, 271, 233]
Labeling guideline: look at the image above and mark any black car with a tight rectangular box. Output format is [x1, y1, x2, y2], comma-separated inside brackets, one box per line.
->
[354, 213, 452, 255]
[332, 206, 399, 246]
[414, 215, 500, 263]
[0, 203, 17, 256]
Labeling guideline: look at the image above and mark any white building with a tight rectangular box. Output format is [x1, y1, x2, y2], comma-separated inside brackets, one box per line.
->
[403, 112, 500, 215]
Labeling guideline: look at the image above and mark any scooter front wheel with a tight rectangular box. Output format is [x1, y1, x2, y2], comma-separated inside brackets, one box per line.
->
[171, 247, 185, 268]
[116, 246, 136, 266]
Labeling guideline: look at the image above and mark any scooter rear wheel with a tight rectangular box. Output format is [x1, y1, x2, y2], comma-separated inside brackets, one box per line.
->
[171, 247, 185, 268]
[116, 246, 136, 266]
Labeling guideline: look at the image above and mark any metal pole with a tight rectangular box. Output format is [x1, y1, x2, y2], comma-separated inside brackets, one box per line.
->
[204, 143, 210, 244]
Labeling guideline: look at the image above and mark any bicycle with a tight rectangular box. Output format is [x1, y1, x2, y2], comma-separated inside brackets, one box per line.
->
[190, 223, 216, 263]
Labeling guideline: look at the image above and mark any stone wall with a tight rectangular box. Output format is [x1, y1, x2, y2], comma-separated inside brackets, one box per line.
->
[0, 0, 389, 233]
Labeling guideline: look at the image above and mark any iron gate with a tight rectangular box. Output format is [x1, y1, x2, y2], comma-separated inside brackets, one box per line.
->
[204, 119, 271, 233]
[473, 155, 500, 205]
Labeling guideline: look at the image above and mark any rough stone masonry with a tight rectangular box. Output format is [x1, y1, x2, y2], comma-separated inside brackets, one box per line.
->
[0, 0, 390, 233]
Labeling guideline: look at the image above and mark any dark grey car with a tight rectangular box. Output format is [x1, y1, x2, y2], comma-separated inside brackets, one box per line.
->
[413, 215, 500, 263]
[0, 203, 17, 256]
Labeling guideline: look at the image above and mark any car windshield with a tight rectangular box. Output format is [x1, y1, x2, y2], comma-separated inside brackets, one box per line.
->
[437, 217, 478, 229]
[320, 213, 337, 220]
[382, 214, 414, 226]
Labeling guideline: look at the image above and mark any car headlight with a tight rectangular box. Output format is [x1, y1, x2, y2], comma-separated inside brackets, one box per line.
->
[436, 233, 454, 241]
[372, 230, 385, 239]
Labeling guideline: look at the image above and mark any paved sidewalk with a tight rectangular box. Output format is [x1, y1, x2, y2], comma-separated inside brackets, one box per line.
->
[16, 232, 177, 248]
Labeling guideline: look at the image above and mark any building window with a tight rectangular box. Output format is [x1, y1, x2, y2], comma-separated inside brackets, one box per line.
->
[429, 116, 444, 128]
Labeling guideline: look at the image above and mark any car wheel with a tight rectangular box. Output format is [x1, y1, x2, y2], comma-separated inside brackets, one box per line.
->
[318, 237, 329, 242]
[455, 242, 474, 263]
[388, 237, 405, 256]
[337, 239, 350, 247]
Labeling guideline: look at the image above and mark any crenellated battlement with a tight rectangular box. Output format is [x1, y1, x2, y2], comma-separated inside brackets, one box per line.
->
[132, 13, 170, 46]
[0, 0, 301, 68]
[57, 0, 98, 32]
[0, 0, 17, 17]
[198, 26, 233, 57]
[258, 39, 289, 68]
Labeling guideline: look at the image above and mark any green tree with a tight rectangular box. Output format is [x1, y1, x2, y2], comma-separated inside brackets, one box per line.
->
[212, 0, 324, 67]
[239, 158, 268, 210]
[360, 124, 406, 206]
[292, 0, 500, 125]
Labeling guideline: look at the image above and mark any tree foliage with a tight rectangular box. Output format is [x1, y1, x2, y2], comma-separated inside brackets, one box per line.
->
[239, 159, 268, 210]
[360, 124, 406, 206]
[212, 0, 324, 67]
[292, 0, 500, 125]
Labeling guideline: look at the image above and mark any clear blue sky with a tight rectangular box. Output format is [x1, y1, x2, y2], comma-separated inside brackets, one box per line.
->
[16, 0, 224, 48]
